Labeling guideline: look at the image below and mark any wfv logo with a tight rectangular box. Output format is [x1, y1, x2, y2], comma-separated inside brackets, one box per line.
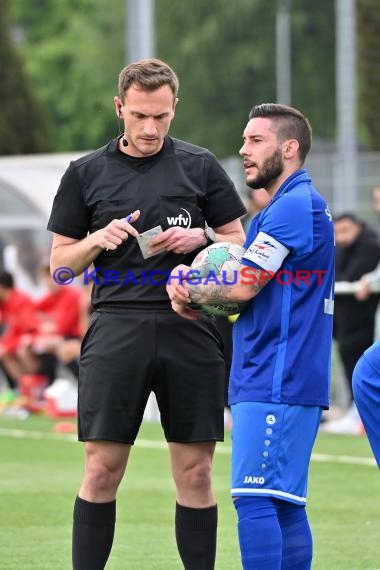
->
[166, 208, 192, 228]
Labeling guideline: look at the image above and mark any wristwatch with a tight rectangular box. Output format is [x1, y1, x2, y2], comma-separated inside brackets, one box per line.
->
[204, 225, 216, 246]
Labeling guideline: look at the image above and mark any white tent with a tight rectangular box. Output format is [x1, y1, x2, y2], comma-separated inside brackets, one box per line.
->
[0, 152, 84, 225]
[0, 152, 85, 296]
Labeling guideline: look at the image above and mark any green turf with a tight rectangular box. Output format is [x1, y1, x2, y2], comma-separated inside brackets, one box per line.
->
[0, 415, 379, 569]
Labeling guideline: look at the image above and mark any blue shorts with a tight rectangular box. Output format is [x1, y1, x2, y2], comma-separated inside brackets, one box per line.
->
[353, 349, 380, 468]
[231, 402, 322, 505]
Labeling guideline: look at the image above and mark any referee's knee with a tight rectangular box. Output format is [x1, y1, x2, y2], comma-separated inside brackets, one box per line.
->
[175, 463, 213, 503]
[81, 445, 128, 499]
[81, 463, 123, 499]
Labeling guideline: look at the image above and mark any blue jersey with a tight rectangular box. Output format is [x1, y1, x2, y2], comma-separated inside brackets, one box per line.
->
[353, 341, 380, 468]
[229, 169, 335, 408]
[362, 341, 380, 372]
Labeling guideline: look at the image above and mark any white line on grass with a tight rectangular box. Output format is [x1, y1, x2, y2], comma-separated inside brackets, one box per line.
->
[0, 427, 377, 467]
[311, 452, 376, 467]
[0, 427, 77, 442]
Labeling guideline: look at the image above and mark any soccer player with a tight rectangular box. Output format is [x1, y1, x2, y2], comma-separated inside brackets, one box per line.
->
[17, 263, 86, 383]
[167, 103, 335, 569]
[0, 270, 40, 399]
[47, 58, 246, 570]
[352, 341, 380, 468]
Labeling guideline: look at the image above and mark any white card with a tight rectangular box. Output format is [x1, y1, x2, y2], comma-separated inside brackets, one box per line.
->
[136, 225, 164, 259]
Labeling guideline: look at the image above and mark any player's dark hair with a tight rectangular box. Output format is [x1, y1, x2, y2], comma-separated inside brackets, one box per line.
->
[0, 271, 14, 289]
[248, 103, 312, 164]
[118, 58, 179, 101]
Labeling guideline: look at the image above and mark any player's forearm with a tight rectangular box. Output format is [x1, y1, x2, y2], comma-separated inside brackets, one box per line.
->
[187, 282, 247, 305]
[186, 266, 272, 304]
[186, 278, 254, 305]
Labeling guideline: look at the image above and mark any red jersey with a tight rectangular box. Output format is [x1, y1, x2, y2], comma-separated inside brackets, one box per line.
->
[36, 286, 84, 338]
[0, 289, 40, 354]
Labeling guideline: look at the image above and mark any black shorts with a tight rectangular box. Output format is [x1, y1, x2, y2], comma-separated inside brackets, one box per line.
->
[78, 308, 226, 443]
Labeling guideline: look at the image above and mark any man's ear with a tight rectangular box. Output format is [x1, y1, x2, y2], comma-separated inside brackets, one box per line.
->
[171, 97, 179, 118]
[283, 139, 299, 159]
[114, 96, 123, 119]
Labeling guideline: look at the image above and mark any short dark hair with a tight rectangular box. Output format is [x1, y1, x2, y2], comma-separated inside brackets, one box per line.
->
[0, 271, 14, 289]
[248, 103, 312, 163]
[118, 58, 179, 101]
[333, 212, 362, 225]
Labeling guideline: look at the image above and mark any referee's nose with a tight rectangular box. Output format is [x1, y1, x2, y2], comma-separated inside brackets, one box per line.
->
[143, 118, 158, 137]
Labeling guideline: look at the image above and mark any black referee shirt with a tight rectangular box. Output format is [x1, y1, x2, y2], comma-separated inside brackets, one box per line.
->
[47, 136, 246, 308]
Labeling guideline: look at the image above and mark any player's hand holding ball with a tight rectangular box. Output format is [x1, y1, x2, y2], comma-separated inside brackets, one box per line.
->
[167, 242, 248, 320]
[189, 242, 247, 317]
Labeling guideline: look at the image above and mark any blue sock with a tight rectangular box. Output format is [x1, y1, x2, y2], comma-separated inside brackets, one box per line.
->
[275, 500, 312, 570]
[234, 496, 282, 570]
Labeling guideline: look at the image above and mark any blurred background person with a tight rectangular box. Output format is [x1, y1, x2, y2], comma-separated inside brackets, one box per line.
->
[0, 271, 40, 404]
[355, 265, 380, 301]
[242, 187, 271, 232]
[372, 185, 380, 213]
[17, 264, 88, 384]
[355, 185, 380, 301]
[323, 213, 380, 434]
[2, 230, 47, 300]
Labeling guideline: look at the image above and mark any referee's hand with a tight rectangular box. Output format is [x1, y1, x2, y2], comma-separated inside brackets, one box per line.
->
[149, 227, 205, 256]
[100, 210, 140, 251]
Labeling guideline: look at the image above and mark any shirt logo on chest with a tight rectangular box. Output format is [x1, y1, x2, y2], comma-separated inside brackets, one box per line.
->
[166, 208, 192, 228]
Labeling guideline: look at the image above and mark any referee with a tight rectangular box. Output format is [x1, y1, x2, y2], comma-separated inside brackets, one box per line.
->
[47, 58, 246, 570]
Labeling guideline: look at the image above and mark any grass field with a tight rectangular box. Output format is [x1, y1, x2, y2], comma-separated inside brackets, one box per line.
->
[0, 414, 379, 570]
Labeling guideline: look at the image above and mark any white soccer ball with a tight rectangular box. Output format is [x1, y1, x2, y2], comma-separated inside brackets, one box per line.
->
[190, 242, 247, 317]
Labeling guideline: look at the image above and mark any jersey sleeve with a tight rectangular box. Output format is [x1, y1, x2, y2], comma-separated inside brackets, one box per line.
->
[202, 154, 247, 227]
[242, 190, 313, 269]
[47, 163, 90, 239]
[264, 192, 313, 251]
[243, 231, 290, 272]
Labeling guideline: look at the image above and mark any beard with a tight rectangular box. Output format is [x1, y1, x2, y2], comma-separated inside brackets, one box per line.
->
[246, 147, 284, 189]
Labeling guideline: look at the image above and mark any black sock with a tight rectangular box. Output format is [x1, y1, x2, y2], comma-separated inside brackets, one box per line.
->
[0, 365, 17, 390]
[72, 496, 116, 570]
[175, 502, 217, 570]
